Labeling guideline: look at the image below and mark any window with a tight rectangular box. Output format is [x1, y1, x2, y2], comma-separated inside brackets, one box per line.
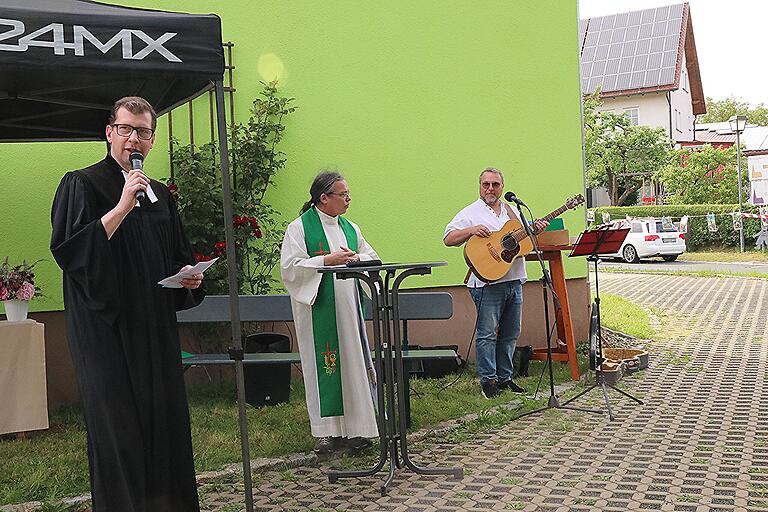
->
[682, 69, 688, 92]
[631, 223, 643, 233]
[624, 107, 639, 126]
[675, 109, 682, 133]
[655, 221, 677, 233]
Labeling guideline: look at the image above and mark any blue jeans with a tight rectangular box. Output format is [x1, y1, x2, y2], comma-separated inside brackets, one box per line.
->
[469, 280, 523, 384]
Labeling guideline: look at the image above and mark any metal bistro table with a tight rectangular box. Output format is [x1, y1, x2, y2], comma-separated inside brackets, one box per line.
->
[319, 261, 464, 495]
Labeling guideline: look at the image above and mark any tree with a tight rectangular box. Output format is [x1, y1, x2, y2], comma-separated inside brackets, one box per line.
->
[584, 92, 672, 206]
[657, 144, 741, 204]
[697, 96, 768, 126]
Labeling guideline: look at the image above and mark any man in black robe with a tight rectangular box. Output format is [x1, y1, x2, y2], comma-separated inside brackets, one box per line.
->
[50, 96, 204, 512]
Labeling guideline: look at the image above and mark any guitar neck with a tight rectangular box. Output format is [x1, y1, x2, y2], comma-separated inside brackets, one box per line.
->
[541, 205, 569, 223]
[509, 204, 569, 242]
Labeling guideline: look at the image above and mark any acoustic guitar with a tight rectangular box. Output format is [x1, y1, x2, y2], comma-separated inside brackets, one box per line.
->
[463, 194, 585, 282]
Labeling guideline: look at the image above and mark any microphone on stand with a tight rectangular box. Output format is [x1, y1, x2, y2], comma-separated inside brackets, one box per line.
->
[504, 191, 527, 207]
[129, 151, 146, 201]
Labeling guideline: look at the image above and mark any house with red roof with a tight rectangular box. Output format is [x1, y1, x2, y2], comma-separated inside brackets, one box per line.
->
[580, 3, 705, 142]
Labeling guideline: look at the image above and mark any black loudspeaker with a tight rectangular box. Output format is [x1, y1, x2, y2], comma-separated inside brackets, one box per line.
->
[413, 344, 463, 378]
[244, 332, 291, 407]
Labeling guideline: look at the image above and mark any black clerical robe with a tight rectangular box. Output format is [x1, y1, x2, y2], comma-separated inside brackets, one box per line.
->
[50, 155, 203, 512]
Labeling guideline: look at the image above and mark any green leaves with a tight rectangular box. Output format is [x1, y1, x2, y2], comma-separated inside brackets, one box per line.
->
[170, 81, 296, 295]
[658, 144, 742, 205]
[698, 96, 768, 126]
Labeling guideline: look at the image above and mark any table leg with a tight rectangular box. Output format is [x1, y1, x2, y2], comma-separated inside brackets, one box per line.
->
[391, 270, 464, 480]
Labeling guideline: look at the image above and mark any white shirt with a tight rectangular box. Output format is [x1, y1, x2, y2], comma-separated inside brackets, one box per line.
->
[444, 198, 528, 288]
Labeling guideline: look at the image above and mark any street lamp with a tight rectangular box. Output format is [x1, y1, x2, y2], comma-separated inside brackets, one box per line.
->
[729, 114, 748, 252]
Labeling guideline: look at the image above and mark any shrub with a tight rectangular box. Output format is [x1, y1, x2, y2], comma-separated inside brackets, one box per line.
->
[589, 204, 762, 250]
[169, 81, 295, 295]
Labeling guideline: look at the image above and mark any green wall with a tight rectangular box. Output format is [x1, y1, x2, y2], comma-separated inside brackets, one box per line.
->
[1, 1, 586, 313]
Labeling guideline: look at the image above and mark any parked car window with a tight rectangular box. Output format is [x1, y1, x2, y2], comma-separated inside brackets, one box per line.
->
[655, 221, 678, 232]
[631, 223, 643, 233]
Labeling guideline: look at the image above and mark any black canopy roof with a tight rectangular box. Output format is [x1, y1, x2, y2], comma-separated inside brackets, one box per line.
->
[0, 0, 224, 141]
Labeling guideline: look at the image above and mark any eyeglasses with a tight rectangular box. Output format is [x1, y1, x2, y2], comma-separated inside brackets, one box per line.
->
[111, 124, 155, 140]
[327, 191, 350, 199]
[481, 182, 503, 189]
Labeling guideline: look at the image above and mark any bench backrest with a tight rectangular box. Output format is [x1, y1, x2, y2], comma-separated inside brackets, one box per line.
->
[176, 292, 453, 323]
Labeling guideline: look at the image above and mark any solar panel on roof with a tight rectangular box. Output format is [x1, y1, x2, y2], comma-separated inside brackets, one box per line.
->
[581, 3, 685, 94]
[662, 50, 677, 68]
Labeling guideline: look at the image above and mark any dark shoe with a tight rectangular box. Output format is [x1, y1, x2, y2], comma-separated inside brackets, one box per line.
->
[498, 379, 525, 393]
[481, 379, 499, 399]
[313, 436, 341, 454]
[347, 437, 372, 451]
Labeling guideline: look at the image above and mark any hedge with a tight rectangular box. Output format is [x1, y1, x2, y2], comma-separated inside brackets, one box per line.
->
[589, 204, 764, 250]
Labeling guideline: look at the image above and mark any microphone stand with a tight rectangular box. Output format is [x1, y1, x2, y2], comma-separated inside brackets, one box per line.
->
[512, 200, 601, 419]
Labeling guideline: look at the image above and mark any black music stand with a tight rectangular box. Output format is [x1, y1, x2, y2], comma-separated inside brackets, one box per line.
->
[513, 207, 602, 421]
[562, 227, 643, 420]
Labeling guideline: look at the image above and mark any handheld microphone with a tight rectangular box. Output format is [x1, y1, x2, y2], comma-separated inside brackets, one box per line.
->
[504, 191, 527, 207]
[129, 151, 146, 201]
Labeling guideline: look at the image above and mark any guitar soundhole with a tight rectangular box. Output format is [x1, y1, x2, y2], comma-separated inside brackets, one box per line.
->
[501, 235, 519, 263]
[501, 236, 518, 252]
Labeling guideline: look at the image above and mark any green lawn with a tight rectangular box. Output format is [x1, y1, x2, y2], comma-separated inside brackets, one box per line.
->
[597, 294, 655, 339]
[680, 248, 768, 262]
[600, 266, 768, 280]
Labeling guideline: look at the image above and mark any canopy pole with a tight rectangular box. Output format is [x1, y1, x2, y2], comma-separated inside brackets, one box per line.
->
[215, 79, 254, 512]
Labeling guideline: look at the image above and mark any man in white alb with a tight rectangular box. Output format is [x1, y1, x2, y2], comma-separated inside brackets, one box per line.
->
[280, 171, 378, 454]
[444, 167, 547, 399]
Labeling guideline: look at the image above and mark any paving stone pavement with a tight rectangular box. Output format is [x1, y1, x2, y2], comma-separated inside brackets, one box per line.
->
[200, 273, 768, 512]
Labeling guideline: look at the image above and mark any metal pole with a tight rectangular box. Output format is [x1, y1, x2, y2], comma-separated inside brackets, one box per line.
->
[737, 128, 744, 252]
[215, 80, 254, 512]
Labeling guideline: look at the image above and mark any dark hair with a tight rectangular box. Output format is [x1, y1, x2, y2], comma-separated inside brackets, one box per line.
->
[300, 171, 345, 214]
[108, 96, 157, 130]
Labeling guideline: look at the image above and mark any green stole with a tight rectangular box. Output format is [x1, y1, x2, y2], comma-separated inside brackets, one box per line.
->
[301, 207, 358, 417]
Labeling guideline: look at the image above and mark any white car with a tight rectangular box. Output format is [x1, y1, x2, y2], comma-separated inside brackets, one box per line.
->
[605, 218, 686, 263]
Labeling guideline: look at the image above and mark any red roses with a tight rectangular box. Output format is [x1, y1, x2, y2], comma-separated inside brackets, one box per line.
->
[233, 215, 263, 238]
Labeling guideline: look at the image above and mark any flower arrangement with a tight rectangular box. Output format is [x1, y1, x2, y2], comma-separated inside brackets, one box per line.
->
[0, 258, 39, 302]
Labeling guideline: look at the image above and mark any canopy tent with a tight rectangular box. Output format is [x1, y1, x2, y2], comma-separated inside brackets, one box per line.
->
[0, 1, 254, 509]
[0, 0, 223, 140]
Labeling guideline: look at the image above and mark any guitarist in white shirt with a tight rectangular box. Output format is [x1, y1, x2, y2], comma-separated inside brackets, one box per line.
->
[443, 167, 548, 399]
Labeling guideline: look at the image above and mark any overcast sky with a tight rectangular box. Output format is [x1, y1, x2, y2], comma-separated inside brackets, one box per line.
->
[579, 0, 768, 107]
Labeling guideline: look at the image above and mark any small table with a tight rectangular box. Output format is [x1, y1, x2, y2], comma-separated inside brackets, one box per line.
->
[525, 245, 580, 380]
[318, 262, 463, 495]
[0, 320, 49, 435]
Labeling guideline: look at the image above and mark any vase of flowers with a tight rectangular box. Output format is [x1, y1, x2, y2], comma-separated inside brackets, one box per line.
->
[0, 257, 38, 321]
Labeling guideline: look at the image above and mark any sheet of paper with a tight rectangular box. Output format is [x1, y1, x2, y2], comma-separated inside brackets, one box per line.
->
[158, 257, 218, 288]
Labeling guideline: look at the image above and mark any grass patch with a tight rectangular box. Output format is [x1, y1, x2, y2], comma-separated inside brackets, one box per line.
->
[680, 248, 768, 262]
[600, 266, 768, 280]
[596, 293, 655, 339]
